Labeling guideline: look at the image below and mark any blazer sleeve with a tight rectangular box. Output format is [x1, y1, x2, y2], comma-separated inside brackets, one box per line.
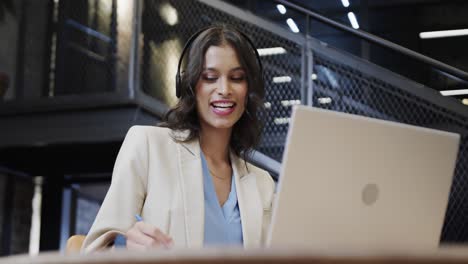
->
[81, 126, 149, 253]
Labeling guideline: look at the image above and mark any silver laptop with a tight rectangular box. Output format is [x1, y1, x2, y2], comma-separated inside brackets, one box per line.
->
[267, 105, 460, 252]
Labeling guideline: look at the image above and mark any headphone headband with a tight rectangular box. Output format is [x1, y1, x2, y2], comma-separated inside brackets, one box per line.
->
[175, 27, 263, 98]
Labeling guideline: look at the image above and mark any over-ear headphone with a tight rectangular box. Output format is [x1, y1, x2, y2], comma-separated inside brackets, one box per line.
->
[175, 27, 264, 98]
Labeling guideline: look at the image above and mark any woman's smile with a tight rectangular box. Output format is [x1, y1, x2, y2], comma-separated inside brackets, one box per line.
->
[210, 100, 237, 116]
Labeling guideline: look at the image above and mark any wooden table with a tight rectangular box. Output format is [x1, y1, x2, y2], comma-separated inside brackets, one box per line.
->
[1, 246, 468, 264]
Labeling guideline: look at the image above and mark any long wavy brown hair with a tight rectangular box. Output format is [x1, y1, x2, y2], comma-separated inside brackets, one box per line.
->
[160, 24, 265, 161]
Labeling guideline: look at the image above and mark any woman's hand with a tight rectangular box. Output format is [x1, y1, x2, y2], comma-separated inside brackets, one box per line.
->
[125, 221, 173, 250]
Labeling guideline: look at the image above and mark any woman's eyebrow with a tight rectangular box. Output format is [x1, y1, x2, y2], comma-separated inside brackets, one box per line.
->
[202, 67, 245, 72]
[203, 67, 219, 72]
[230, 67, 245, 72]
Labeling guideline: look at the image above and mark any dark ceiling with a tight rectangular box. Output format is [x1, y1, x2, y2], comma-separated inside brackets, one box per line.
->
[227, 0, 468, 98]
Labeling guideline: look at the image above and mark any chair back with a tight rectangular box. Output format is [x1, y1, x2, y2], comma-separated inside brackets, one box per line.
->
[66, 235, 86, 253]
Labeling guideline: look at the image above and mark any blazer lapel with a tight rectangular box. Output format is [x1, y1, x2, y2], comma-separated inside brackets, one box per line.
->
[177, 138, 204, 248]
[231, 153, 263, 248]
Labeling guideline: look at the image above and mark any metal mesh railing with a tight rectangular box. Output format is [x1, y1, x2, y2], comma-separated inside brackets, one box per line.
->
[138, 0, 468, 242]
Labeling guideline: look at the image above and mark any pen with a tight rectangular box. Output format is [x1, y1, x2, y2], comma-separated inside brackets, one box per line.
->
[135, 214, 143, 222]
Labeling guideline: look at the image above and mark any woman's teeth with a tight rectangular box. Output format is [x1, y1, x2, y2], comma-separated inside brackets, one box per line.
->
[211, 102, 235, 108]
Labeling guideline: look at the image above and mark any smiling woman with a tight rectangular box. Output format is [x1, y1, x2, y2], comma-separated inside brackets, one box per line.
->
[164, 24, 265, 160]
[81, 25, 275, 252]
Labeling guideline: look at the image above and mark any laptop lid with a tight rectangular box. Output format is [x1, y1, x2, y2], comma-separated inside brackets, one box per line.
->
[267, 105, 460, 251]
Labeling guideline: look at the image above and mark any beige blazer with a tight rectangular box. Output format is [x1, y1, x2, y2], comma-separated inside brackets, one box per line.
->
[81, 126, 275, 253]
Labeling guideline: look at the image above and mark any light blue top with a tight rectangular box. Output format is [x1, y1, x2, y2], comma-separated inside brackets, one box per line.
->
[114, 152, 243, 247]
[201, 151, 243, 246]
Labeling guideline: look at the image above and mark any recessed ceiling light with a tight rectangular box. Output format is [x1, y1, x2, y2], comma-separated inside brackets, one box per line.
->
[420, 29, 468, 39]
[274, 117, 291, 125]
[347, 12, 359, 29]
[440, 89, 468, 96]
[318, 97, 332, 104]
[276, 4, 286, 14]
[286, 18, 300, 33]
[273, 76, 292, 83]
[281, 99, 301, 107]
[257, 47, 287, 56]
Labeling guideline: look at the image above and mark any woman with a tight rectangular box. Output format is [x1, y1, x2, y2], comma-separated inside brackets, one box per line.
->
[82, 25, 275, 252]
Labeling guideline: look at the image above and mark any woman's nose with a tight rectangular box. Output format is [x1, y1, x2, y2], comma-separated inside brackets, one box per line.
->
[217, 77, 232, 95]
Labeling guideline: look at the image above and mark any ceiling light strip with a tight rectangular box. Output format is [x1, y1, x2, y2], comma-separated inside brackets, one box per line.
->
[440, 89, 468, 96]
[420, 29, 468, 39]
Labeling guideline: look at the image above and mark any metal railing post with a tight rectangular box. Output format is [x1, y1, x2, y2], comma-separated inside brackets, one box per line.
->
[128, 0, 142, 99]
